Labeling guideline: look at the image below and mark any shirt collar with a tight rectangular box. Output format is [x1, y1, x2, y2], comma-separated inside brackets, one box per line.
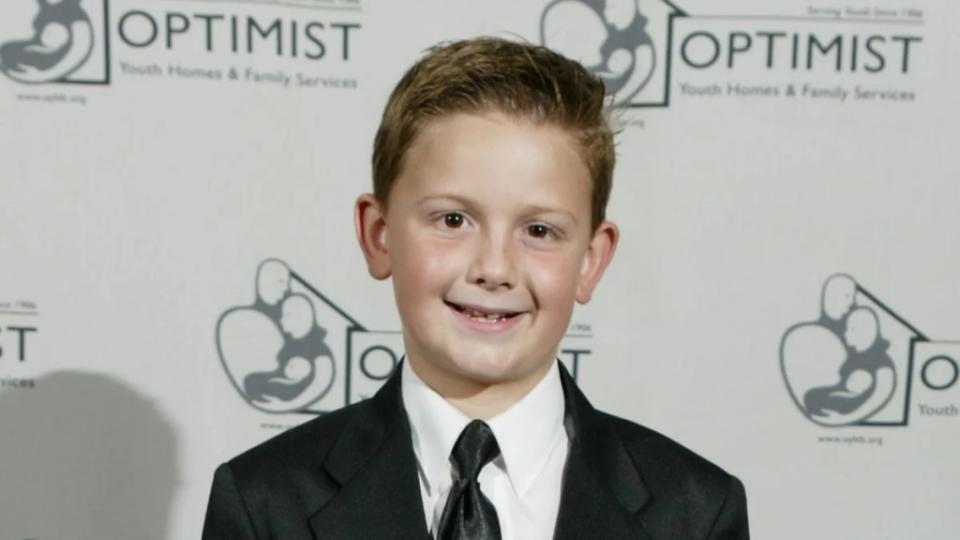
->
[401, 359, 566, 497]
[402, 360, 470, 494]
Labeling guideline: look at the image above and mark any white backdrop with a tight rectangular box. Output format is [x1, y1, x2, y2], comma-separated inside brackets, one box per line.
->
[2, 0, 958, 538]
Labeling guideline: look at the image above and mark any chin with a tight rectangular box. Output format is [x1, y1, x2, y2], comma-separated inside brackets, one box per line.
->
[448, 350, 544, 385]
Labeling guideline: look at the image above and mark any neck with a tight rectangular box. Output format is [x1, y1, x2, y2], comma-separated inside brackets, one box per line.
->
[406, 355, 555, 420]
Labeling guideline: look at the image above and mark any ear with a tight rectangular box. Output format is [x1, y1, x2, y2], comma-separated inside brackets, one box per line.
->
[354, 193, 391, 280]
[576, 220, 619, 304]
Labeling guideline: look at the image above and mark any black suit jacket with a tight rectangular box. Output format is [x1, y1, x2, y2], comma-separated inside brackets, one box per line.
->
[203, 364, 749, 539]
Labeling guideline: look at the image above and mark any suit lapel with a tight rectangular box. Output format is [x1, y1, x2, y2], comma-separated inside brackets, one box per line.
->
[305, 363, 654, 539]
[553, 365, 654, 540]
[307, 370, 429, 540]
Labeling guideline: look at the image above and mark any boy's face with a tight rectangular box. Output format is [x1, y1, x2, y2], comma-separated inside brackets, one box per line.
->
[356, 112, 617, 391]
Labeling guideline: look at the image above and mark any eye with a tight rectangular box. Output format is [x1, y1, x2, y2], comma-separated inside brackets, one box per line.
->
[443, 212, 465, 228]
[527, 223, 553, 239]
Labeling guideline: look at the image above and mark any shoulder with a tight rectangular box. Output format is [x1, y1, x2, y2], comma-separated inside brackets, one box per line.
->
[203, 389, 408, 537]
[203, 402, 376, 538]
[222, 399, 372, 497]
[559, 363, 745, 519]
[597, 410, 749, 537]
[602, 411, 735, 493]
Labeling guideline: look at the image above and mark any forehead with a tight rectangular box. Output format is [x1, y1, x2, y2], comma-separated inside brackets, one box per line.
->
[392, 112, 592, 215]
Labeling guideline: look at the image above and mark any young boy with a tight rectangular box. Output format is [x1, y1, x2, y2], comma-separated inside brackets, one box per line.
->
[203, 38, 749, 539]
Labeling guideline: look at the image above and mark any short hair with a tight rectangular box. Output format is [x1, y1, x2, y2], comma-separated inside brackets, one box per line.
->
[372, 37, 614, 231]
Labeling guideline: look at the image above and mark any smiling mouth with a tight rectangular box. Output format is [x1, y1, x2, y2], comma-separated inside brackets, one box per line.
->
[444, 301, 523, 323]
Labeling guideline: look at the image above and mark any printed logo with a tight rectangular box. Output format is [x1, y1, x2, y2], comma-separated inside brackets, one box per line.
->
[216, 259, 592, 415]
[539, 3, 923, 108]
[216, 259, 351, 414]
[540, 0, 683, 107]
[781, 274, 959, 427]
[0, 0, 110, 85]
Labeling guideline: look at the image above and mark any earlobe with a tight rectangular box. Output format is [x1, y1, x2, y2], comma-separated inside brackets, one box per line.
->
[354, 193, 392, 280]
[576, 220, 619, 304]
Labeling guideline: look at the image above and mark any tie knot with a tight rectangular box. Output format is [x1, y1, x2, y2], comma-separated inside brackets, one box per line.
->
[451, 420, 500, 481]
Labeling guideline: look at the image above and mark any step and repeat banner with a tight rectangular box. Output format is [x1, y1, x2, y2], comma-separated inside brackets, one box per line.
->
[1, 0, 957, 538]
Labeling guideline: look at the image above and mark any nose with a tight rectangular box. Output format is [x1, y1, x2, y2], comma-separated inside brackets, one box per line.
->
[466, 229, 517, 290]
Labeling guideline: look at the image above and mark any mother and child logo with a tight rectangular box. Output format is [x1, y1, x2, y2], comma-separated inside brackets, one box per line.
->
[0, 0, 95, 84]
[781, 274, 905, 427]
[216, 259, 338, 414]
[540, 0, 671, 107]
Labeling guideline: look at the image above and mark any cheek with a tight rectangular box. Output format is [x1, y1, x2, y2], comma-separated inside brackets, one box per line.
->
[393, 235, 469, 301]
[523, 251, 582, 308]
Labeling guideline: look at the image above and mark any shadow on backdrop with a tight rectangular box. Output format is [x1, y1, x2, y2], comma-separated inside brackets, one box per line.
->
[0, 371, 178, 540]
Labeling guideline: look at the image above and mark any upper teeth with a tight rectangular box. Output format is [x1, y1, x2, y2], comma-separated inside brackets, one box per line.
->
[467, 308, 504, 321]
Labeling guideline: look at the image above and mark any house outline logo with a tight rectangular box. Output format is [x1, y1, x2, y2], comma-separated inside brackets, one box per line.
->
[539, 0, 685, 107]
[780, 273, 959, 428]
[0, 0, 111, 85]
[216, 259, 368, 414]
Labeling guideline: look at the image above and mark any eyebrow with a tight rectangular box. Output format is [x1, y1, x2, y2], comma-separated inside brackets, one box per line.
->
[416, 194, 579, 225]
[416, 193, 475, 209]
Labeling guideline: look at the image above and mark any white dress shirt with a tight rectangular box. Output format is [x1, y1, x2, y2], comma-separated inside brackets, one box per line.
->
[401, 360, 569, 540]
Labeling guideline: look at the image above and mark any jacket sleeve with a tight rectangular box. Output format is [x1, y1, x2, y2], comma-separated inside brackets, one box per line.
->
[706, 475, 749, 540]
[201, 462, 260, 540]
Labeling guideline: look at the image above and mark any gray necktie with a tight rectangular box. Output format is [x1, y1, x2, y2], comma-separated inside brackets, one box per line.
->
[436, 420, 502, 540]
